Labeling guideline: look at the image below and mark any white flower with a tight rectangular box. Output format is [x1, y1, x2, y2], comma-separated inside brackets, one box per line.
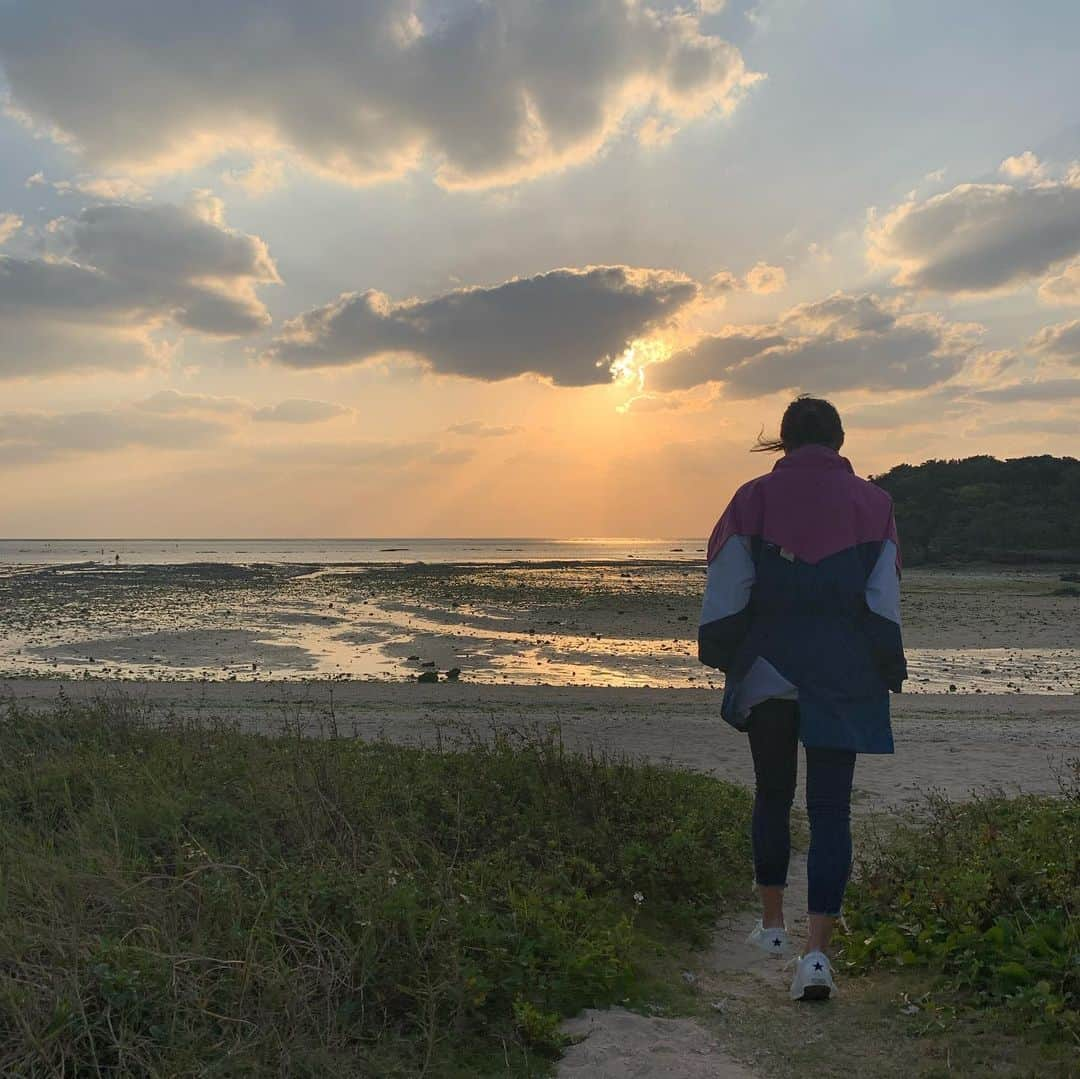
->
[633, 891, 644, 905]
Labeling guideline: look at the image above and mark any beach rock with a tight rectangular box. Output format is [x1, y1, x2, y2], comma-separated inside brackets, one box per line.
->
[446, 667, 462, 682]
[417, 671, 439, 684]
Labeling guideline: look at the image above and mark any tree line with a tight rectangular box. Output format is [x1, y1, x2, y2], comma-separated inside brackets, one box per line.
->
[870, 455, 1080, 564]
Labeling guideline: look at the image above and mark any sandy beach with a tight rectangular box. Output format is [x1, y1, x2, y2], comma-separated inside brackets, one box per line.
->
[2, 557, 1076, 1077]
[3, 678, 1075, 817]
[2, 554, 1076, 827]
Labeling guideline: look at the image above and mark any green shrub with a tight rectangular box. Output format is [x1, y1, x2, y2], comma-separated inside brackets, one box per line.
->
[839, 773, 1079, 1050]
[0, 700, 750, 1076]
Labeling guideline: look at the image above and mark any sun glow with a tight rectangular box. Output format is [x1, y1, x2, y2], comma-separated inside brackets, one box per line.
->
[610, 337, 673, 412]
[610, 337, 671, 387]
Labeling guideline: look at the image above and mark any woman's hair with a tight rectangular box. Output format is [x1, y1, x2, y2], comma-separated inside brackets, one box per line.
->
[752, 395, 844, 454]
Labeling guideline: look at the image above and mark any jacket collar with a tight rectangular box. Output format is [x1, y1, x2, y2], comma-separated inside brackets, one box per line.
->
[772, 444, 854, 474]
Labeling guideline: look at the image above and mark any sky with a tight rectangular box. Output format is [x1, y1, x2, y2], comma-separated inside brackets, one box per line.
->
[0, 0, 1078, 538]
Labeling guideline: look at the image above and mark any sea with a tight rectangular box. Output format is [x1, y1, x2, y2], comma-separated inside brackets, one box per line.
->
[0, 538, 706, 567]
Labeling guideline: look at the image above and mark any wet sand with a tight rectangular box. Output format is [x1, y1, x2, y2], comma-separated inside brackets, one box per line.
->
[1, 560, 1077, 695]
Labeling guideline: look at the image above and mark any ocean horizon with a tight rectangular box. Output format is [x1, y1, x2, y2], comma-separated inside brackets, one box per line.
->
[0, 537, 707, 567]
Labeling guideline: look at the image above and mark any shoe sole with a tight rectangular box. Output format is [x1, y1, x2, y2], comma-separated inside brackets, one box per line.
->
[796, 984, 832, 1001]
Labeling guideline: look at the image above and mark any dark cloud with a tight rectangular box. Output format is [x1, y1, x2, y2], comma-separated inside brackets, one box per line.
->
[647, 332, 785, 392]
[252, 399, 352, 423]
[0, 197, 278, 376]
[1029, 319, 1080, 364]
[0, 0, 757, 189]
[781, 292, 899, 333]
[268, 266, 698, 386]
[0, 408, 227, 465]
[868, 175, 1080, 294]
[647, 293, 980, 397]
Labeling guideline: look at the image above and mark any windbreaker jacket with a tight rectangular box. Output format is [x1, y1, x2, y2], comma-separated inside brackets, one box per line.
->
[698, 445, 906, 753]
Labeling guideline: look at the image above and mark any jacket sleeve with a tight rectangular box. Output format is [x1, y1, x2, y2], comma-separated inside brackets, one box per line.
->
[698, 533, 756, 671]
[863, 524, 907, 692]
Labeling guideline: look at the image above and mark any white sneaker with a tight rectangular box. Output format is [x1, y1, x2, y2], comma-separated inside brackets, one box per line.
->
[789, 950, 838, 1001]
[745, 921, 793, 958]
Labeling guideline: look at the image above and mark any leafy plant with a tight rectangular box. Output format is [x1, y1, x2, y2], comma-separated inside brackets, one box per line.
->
[839, 768, 1079, 1053]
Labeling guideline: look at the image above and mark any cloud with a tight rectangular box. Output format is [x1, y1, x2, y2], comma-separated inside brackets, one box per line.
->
[247, 439, 455, 470]
[867, 172, 1080, 294]
[703, 263, 786, 301]
[0, 197, 279, 377]
[0, 407, 227, 466]
[0, 1, 758, 190]
[27, 170, 149, 201]
[1038, 259, 1080, 306]
[647, 292, 982, 397]
[617, 388, 720, 414]
[647, 331, 786, 391]
[973, 416, 1078, 436]
[744, 261, 787, 294]
[252, 398, 352, 423]
[136, 390, 350, 424]
[842, 390, 970, 430]
[268, 265, 698, 386]
[1028, 319, 1080, 364]
[706, 270, 740, 297]
[0, 213, 21, 245]
[968, 377, 1080, 402]
[221, 159, 286, 197]
[135, 389, 250, 414]
[446, 421, 523, 438]
[999, 151, 1044, 179]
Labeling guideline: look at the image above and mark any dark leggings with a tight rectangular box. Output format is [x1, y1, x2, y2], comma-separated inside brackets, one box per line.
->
[747, 699, 856, 917]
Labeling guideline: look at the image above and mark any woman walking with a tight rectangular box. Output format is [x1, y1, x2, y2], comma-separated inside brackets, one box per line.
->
[698, 396, 906, 1001]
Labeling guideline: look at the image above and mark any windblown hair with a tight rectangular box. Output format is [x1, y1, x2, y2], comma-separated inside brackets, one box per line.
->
[752, 395, 844, 454]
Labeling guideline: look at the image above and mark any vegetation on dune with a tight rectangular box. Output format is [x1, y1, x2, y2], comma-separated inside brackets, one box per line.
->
[839, 771, 1079, 1069]
[0, 698, 750, 1076]
[871, 454, 1080, 564]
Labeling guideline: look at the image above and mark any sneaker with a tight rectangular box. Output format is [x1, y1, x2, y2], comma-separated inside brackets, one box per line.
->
[745, 921, 793, 958]
[789, 950, 838, 1001]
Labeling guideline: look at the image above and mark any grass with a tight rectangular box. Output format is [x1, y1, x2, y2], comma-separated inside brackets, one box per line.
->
[0, 696, 751, 1076]
[837, 770, 1079, 1076]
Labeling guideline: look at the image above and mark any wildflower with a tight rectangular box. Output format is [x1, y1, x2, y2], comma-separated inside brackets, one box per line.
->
[633, 891, 644, 905]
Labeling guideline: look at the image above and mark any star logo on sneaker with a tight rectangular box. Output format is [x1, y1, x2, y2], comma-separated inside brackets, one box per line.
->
[772, 938, 782, 947]
[813, 961, 823, 971]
